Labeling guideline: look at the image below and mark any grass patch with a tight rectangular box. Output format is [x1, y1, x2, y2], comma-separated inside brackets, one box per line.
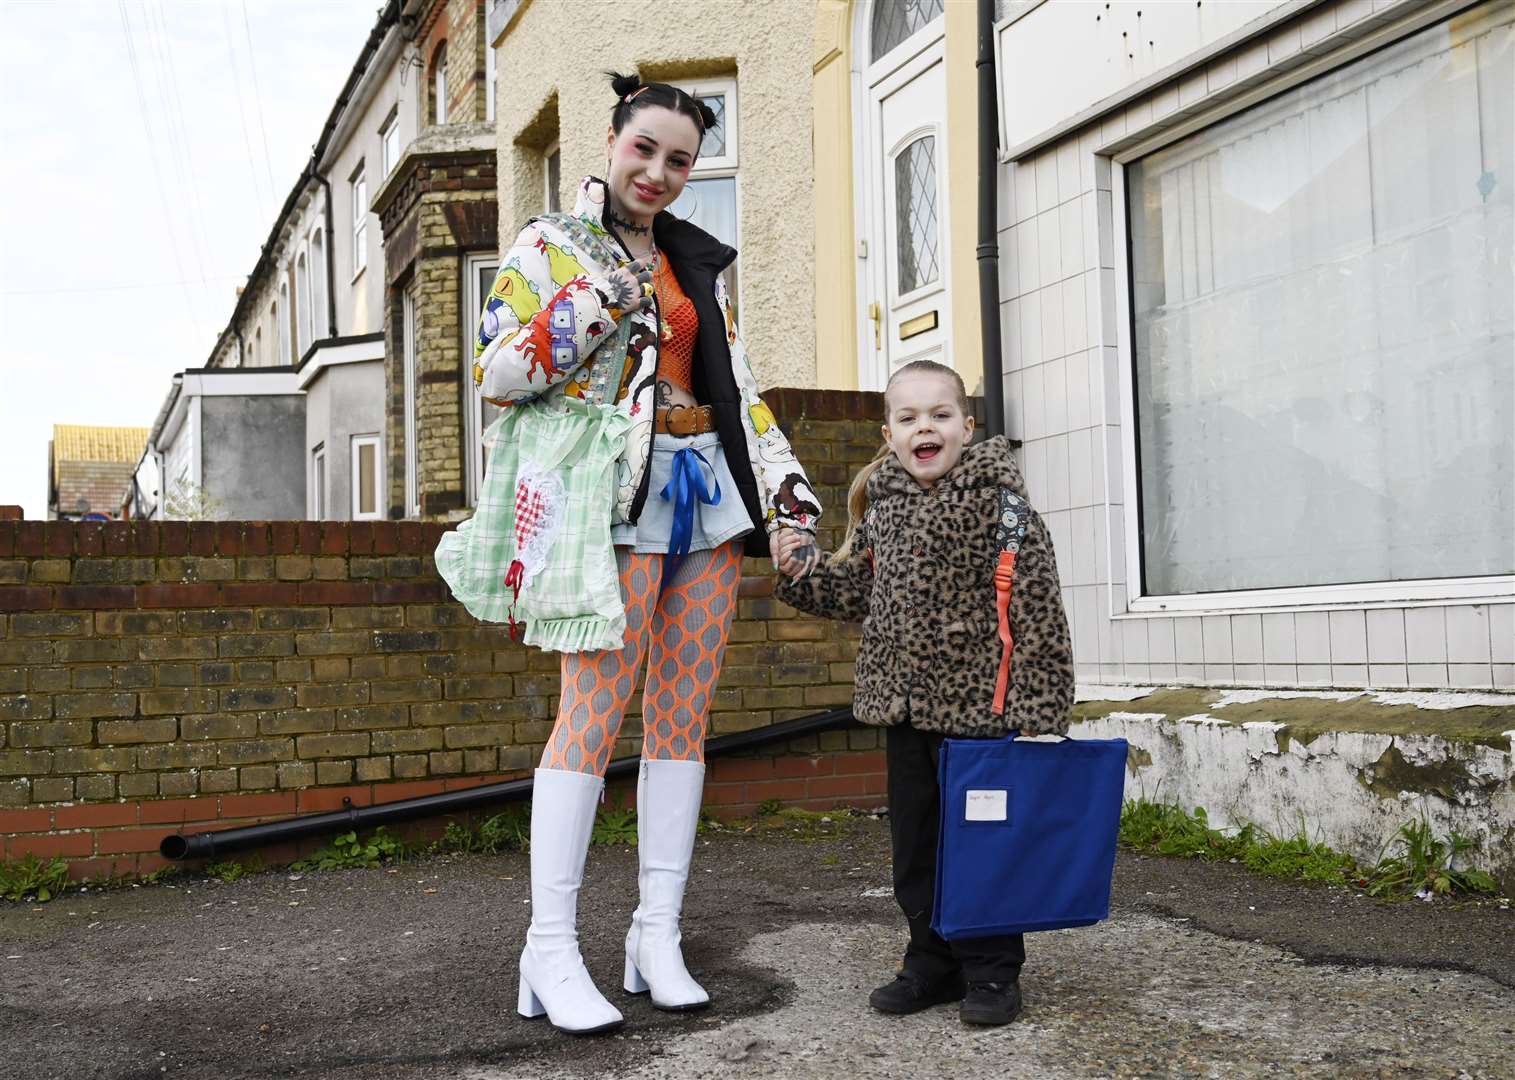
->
[1120, 800, 1499, 900]
[0, 855, 69, 903]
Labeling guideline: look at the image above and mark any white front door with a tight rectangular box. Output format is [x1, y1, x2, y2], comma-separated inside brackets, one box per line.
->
[856, 0, 950, 390]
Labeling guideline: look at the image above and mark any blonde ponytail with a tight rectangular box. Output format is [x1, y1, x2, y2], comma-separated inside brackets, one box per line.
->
[832, 443, 892, 564]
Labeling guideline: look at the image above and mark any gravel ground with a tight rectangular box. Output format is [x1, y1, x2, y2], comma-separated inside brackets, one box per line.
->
[3, 815, 1511, 1080]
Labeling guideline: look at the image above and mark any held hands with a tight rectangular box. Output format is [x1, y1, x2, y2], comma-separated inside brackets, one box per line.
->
[772, 528, 822, 581]
[601, 259, 655, 318]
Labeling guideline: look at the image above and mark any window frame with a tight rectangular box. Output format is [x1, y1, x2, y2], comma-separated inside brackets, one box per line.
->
[350, 433, 383, 521]
[308, 226, 327, 342]
[543, 140, 561, 213]
[380, 108, 401, 176]
[402, 282, 420, 517]
[485, 41, 496, 125]
[463, 253, 499, 507]
[295, 247, 311, 358]
[671, 77, 742, 314]
[276, 283, 290, 366]
[350, 163, 368, 280]
[433, 45, 449, 126]
[310, 442, 327, 520]
[1106, 4, 1515, 616]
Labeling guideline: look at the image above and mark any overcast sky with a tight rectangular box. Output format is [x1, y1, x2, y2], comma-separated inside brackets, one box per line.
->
[0, 0, 383, 518]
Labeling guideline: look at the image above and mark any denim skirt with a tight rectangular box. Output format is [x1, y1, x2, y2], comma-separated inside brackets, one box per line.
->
[611, 430, 754, 554]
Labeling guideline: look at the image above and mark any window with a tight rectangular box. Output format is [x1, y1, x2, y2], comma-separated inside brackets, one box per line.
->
[351, 434, 382, 520]
[485, 41, 496, 124]
[870, 0, 944, 63]
[669, 77, 740, 311]
[543, 141, 561, 213]
[1125, 2, 1513, 598]
[381, 109, 401, 176]
[276, 283, 290, 365]
[350, 164, 368, 276]
[254, 326, 263, 368]
[432, 44, 448, 125]
[311, 443, 327, 520]
[295, 250, 311, 358]
[403, 283, 420, 517]
[463, 255, 499, 506]
[309, 228, 327, 341]
[894, 135, 939, 295]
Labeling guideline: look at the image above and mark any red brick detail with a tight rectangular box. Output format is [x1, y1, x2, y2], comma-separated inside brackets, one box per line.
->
[397, 522, 426, 551]
[775, 755, 834, 779]
[7, 832, 95, 859]
[297, 522, 322, 554]
[298, 582, 373, 606]
[131, 521, 160, 556]
[270, 521, 299, 555]
[219, 792, 298, 818]
[0, 521, 14, 556]
[189, 522, 217, 556]
[372, 779, 449, 801]
[139, 798, 220, 826]
[220, 582, 301, 607]
[295, 786, 375, 813]
[0, 586, 54, 611]
[137, 583, 224, 609]
[58, 586, 136, 610]
[320, 523, 349, 555]
[709, 757, 775, 782]
[834, 751, 886, 775]
[66, 856, 133, 881]
[374, 580, 447, 603]
[702, 782, 747, 806]
[54, 803, 139, 829]
[95, 828, 168, 855]
[806, 775, 869, 799]
[17, 522, 45, 557]
[372, 522, 401, 555]
[0, 506, 21, 522]
[158, 522, 190, 555]
[44, 522, 75, 557]
[863, 772, 889, 795]
[77, 524, 105, 557]
[0, 808, 53, 834]
[216, 522, 243, 555]
[240, 523, 272, 555]
[744, 779, 810, 802]
[104, 521, 132, 555]
[348, 522, 374, 555]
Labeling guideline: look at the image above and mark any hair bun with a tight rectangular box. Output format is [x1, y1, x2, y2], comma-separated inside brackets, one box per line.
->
[607, 71, 642, 100]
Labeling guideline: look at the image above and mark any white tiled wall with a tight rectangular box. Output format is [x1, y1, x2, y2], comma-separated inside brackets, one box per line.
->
[996, 0, 1514, 693]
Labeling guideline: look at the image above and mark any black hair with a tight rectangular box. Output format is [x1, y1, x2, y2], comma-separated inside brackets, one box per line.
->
[606, 71, 720, 154]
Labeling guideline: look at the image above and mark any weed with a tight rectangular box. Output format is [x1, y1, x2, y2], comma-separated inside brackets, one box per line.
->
[755, 798, 783, 818]
[0, 855, 69, 903]
[437, 808, 530, 855]
[205, 859, 259, 884]
[1364, 818, 1498, 898]
[592, 805, 638, 847]
[292, 827, 408, 872]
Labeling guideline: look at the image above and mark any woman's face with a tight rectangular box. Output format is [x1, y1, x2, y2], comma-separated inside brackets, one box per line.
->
[605, 105, 702, 221]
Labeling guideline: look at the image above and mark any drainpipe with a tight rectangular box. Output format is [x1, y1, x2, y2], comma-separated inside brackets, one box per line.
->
[160, 707, 858, 861]
[318, 172, 338, 337]
[976, 0, 1005, 438]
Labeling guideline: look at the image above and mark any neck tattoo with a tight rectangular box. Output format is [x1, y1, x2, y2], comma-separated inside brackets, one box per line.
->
[608, 209, 650, 237]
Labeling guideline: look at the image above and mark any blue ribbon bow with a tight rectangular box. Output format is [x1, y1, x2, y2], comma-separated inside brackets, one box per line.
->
[660, 446, 721, 588]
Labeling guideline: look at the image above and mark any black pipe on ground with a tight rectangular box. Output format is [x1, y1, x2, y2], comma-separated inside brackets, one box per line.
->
[160, 707, 857, 862]
[976, 0, 1006, 438]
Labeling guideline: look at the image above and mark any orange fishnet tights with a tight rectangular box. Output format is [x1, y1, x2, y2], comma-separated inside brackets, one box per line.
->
[540, 542, 743, 776]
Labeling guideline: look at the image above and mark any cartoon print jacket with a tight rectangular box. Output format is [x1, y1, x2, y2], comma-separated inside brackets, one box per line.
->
[774, 436, 1074, 738]
[474, 177, 819, 554]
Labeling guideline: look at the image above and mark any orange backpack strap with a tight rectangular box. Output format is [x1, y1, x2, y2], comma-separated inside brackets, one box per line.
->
[991, 488, 1030, 716]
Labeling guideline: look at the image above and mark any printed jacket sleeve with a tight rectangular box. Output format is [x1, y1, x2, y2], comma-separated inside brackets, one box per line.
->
[717, 276, 823, 536]
[473, 222, 626, 406]
[773, 532, 873, 624]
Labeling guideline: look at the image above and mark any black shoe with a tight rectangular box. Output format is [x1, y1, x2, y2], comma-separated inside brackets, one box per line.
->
[960, 980, 1023, 1026]
[868, 970, 966, 1015]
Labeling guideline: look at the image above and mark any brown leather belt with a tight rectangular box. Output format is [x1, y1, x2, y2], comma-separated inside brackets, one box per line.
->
[653, 404, 716, 436]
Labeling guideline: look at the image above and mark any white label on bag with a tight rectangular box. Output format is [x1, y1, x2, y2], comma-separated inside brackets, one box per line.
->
[965, 789, 1008, 822]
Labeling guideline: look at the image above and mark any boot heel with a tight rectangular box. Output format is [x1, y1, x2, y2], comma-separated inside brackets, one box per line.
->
[624, 951, 649, 995]
[517, 973, 546, 1019]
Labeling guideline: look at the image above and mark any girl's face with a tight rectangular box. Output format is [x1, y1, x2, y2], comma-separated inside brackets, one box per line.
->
[882, 371, 974, 487]
[605, 105, 701, 222]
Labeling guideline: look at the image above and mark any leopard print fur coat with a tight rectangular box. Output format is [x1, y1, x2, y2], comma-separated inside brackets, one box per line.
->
[775, 436, 1074, 738]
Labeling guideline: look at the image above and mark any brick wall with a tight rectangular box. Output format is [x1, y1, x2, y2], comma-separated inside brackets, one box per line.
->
[0, 392, 912, 879]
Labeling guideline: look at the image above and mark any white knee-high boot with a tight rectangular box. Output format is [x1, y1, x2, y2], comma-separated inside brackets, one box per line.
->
[623, 758, 710, 1010]
[517, 768, 624, 1034]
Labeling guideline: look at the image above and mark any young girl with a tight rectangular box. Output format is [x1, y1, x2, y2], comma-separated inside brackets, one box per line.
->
[775, 359, 1074, 1027]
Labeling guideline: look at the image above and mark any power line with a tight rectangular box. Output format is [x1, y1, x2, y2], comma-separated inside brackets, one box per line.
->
[116, 0, 200, 337]
[240, 0, 279, 203]
[219, 0, 270, 220]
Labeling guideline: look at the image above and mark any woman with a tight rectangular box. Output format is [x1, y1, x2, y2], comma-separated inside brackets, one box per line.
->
[473, 73, 819, 1035]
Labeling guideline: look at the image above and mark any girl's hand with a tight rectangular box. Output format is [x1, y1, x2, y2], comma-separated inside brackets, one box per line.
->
[774, 528, 821, 580]
[600, 259, 655, 317]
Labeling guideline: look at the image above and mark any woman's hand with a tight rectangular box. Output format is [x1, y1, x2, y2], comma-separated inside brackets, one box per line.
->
[772, 528, 821, 580]
[600, 259, 655, 317]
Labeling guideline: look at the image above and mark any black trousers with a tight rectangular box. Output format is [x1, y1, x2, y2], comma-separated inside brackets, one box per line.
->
[886, 721, 1025, 984]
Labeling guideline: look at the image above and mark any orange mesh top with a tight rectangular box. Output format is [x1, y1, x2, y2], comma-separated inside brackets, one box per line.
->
[654, 257, 699, 394]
